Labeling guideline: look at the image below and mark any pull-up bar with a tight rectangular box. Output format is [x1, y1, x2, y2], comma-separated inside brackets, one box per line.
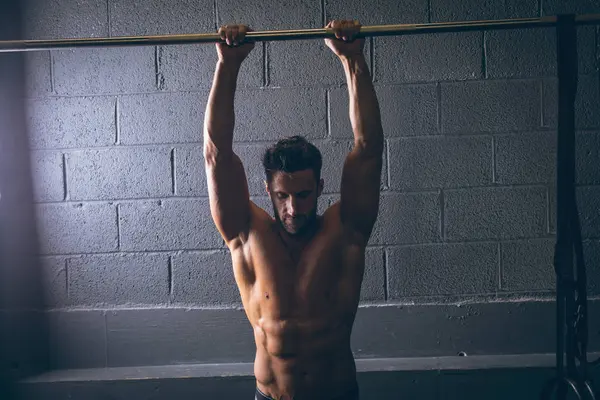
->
[1, 14, 599, 52]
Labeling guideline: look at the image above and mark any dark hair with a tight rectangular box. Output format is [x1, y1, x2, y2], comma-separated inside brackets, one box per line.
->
[262, 135, 322, 183]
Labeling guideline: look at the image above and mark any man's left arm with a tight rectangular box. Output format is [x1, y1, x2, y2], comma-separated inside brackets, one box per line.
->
[338, 52, 384, 244]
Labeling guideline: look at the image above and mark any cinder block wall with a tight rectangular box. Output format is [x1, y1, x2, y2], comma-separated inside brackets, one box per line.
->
[16, 0, 600, 370]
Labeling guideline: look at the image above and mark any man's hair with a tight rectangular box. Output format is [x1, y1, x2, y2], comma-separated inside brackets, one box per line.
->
[262, 135, 322, 184]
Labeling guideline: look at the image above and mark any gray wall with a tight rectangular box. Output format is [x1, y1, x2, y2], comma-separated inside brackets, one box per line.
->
[13, 0, 600, 370]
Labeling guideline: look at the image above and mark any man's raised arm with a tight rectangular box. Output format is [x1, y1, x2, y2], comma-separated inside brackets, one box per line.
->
[326, 20, 384, 244]
[204, 25, 254, 245]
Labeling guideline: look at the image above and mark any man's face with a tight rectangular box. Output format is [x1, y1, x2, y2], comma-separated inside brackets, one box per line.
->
[266, 169, 324, 235]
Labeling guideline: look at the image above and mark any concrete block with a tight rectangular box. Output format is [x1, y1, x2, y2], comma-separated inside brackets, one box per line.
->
[30, 151, 64, 202]
[330, 84, 438, 139]
[24, 51, 51, 97]
[36, 203, 118, 254]
[106, 308, 254, 366]
[374, 32, 482, 83]
[577, 131, 600, 185]
[22, 0, 108, 40]
[67, 148, 172, 200]
[369, 192, 441, 246]
[577, 26, 599, 75]
[579, 186, 600, 239]
[388, 136, 493, 190]
[234, 143, 270, 196]
[53, 47, 156, 96]
[175, 146, 207, 196]
[26, 96, 116, 149]
[68, 254, 169, 306]
[444, 187, 547, 241]
[171, 250, 240, 306]
[217, 0, 321, 30]
[542, 0, 600, 15]
[387, 243, 498, 298]
[47, 310, 107, 369]
[109, 0, 214, 36]
[159, 43, 263, 91]
[441, 80, 541, 134]
[39, 257, 68, 308]
[495, 132, 556, 185]
[268, 40, 370, 87]
[431, 0, 538, 22]
[234, 88, 328, 141]
[325, 0, 428, 25]
[583, 240, 600, 296]
[548, 185, 556, 234]
[501, 239, 555, 292]
[119, 92, 205, 145]
[361, 247, 385, 302]
[543, 75, 600, 130]
[486, 28, 556, 78]
[119, 199, 223, 251]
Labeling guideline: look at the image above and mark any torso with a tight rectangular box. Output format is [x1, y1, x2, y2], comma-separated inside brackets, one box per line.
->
[228, 201, 366, 400]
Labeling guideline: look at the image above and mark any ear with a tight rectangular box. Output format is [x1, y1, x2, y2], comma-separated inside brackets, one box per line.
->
[317, 178, 324, 197]
[264, 180, 270, 195]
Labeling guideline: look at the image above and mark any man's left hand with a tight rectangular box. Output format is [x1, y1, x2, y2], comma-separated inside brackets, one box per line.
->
[324, 20, 365, 59]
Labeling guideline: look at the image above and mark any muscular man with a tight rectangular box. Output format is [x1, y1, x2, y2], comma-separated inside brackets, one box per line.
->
[203, 19, 384, 400]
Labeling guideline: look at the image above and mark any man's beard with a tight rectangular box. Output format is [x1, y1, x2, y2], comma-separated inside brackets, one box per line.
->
[272, 202, 318, 236]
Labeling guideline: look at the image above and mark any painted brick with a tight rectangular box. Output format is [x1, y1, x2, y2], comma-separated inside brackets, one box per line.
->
[171, 250, 240, 306]
[53, 47, 156, 96]
[486, 28, 556, 78]
[234, 143, 270, 196]
[36, 203, 118, 254]
[39, 257, 68, 308]
[68, 254, 169, 306]
[268, 41, 370, 87]
[26, 97, 116, 149]
[501, 239, 555, 292]
[388, 136, 493, 190]
[445, 187, 547, 241]
[30, 151, 64, 202]
[358, 247, 385, 302]
[577, 26, 600, 75]
[159, 43, 263, 91]
[119, 199, 223, 251]
[577, 131, 600, 185]
[431, 0, 538, 22]
[441, 80, 541, 134]
[579, 186, 600, 239]
[543, 75, 600, 130]
[325, 0, 428, 25]
[24, 51, 51, 97]
[106, 308, 254, 366]
[548, 185, 556, 234]
[234, 88, 327, 141]
[109, 0, 214, 36]
[583, 241, 600, 296]
[175, 146, 207, 196]
[542, 0, 600, 15]
[47, 310, 107, 369]
[217, 0, 321, 30]
[330, 84, 438, 139]
[22, 0, 108, 40]
[370, 192, 441, 246]
[374, 32, 482, 83]
[495, 132, 556, 185]
[387, 243, 497, 298]
[119, 92, 205, 145]
[67, 148, 172, 200]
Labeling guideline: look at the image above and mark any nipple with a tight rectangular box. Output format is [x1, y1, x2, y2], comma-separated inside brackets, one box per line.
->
[265, 292, 269, 299]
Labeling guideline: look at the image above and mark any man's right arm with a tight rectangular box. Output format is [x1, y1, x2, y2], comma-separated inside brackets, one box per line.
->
[203, 26, 254, 245]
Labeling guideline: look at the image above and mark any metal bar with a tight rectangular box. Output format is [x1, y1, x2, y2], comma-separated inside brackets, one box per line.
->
[1, 14, 599, 52]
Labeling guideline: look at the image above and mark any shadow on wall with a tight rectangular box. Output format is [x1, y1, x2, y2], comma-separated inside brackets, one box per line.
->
[0, 1, 49, 398]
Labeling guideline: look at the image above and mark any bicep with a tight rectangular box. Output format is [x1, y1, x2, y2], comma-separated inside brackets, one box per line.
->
[205, 151, 251, 243]
[339, 146, 383, 242]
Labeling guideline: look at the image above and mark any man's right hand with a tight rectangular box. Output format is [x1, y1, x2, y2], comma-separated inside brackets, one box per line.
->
[216, 24, 255, 65]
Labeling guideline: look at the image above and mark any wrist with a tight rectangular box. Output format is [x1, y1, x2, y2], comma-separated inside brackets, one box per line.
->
[216, 60, 242, 74]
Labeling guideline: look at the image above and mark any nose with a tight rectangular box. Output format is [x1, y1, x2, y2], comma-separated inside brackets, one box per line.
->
[287, 196, 298, 216]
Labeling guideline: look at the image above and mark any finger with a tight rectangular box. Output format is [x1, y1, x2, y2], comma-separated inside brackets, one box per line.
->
[238, 25, 248, 44]
[219, 25, 227, 42]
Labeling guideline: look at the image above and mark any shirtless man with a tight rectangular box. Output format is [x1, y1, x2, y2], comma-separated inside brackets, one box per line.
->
[203, 19, 384, 400]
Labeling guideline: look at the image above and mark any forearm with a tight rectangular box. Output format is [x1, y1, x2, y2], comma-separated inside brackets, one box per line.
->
[203, 61, 241, 154]
[341, 54, 384, 154]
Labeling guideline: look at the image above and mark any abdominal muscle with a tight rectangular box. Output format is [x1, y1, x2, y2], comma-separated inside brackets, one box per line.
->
[252, 315, 357, 399]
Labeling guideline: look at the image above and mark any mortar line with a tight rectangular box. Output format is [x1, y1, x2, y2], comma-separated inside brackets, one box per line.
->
[492, 136, 496, 183]
[369, 37, 375, 82]
[538, 0, 543, 17]
[263, 42, 268, 87]
[436, 82, 442, 134]
[386, 140, 391, 188]
[427, 0, 432, 23]
[439, 189, 445, 241]
[482, 31, 488, 79]
[49, 51, 56, 94]
[171, 148, 176, 195]
[546, 186, 552, 234]
[114, 98, 120, 145]
[213, 0, 219, 31]
[383, 249, 388, 301]
[62, 153, 68, 201]
[104, 311, 109, 367]
[168, 256, 173, 299]
[116, 204, 121, 250]
[321, 0, 326, 26]
[540, 80, 546, 127]
[64, 258, 69, 300]
[325, 90, 331, 138]
[498, 242, 503, 291]
[106, 0, 111, 37]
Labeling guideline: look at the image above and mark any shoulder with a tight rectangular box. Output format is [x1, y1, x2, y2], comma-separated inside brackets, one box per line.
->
[226, 201, 273, 250]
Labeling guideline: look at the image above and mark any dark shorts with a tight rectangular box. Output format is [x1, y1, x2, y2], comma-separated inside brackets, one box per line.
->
[255, 383, 359, 400]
